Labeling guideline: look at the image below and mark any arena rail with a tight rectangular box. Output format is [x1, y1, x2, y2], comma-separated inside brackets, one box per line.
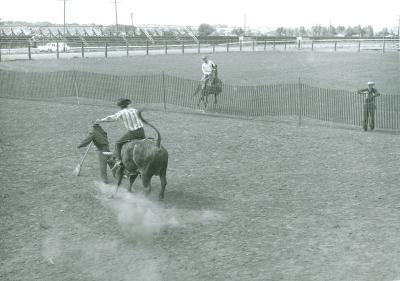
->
[0, 37, 398, 61]
[0, 70, 399, 130]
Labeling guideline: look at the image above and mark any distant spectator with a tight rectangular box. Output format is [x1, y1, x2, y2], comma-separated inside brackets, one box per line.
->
[356, 81, 381, 131]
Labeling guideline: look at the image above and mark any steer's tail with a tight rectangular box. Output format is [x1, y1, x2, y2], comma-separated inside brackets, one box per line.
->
[138, 110, 162, 148]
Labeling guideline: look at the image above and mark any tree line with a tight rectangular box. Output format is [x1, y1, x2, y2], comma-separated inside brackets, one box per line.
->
[273, 25, 396, 37]
[198, 23, 397, 37]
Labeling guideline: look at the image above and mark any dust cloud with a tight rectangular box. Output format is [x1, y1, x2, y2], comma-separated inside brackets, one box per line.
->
[94, 181, 222, 239]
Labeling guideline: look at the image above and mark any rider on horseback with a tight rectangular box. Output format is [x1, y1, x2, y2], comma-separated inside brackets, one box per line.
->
[201, 56, 216, 90]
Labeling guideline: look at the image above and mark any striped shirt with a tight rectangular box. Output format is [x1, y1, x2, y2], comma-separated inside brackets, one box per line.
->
[101, 108, 144, 131]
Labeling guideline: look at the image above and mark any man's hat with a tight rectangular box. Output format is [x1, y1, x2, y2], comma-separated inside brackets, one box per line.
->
[367, 81, 375, 86]
[201, 55, 208, 60]
[117, 98, 131, 107]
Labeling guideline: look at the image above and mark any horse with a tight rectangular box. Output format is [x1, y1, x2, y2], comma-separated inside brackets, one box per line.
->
[194, 65, 223, 110]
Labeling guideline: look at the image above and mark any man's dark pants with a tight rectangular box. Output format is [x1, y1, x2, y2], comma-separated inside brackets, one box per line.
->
[113, 127, 145, 160]
[363, 102, 376, 131]
[97, 144, 114, 183]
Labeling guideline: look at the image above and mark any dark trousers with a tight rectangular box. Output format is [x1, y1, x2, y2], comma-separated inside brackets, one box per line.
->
[97, 144, 114, 183]
[363, 103, 376, 131]
[114, 127, 145, 160]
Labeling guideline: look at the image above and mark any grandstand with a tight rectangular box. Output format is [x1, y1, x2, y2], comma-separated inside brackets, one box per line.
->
[0, 24, 205, 48]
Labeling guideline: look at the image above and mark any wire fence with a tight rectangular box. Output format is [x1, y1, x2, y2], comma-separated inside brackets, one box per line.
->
[0, 70, 399, 129]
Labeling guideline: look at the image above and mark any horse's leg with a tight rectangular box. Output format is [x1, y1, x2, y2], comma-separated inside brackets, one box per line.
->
[198, 88, 204, 107]
[204, 91, 208, 110]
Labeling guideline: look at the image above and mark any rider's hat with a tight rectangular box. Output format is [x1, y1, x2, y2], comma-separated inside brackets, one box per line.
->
[117, 98, 131, 107]
[201, 55, 208, 60]
[367, 81, 375, 86]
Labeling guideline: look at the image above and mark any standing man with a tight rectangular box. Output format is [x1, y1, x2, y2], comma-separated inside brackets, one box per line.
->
[77, 123, 115, 183]
[201, 56, 216, 90]
[356, 81, 381, 131]
[95, 98, 145, 172]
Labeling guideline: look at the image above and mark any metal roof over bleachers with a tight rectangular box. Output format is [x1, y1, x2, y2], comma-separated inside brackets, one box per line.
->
[0, 24, 198, 38]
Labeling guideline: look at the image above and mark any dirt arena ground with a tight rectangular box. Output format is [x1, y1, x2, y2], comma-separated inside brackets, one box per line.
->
[0, 51, 398, 94]
[1, 97, 400, 281]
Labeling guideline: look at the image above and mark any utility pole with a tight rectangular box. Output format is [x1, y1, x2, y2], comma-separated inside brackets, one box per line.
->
[111, 0, 119, 33]
[58, 0, 70, 36]
[244, 14, 247, 35]
[63, 0, 66, 36]
[397, 15, 400, 49]
[130, 12, 134, 27]
[58, 0, 70, 51]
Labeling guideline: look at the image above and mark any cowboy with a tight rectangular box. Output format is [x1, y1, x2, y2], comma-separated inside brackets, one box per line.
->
[201, 56, 216, 90]
[77, 123, 115, 183]
[95, 98, 145, 172]
[356, 81, 381, 131]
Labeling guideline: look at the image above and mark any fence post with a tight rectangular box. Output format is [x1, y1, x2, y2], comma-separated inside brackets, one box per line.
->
[226, 39, 229, 52]
[382, 38, 386, 53]
[358, 41, 361, 52]
[252, 39, 255, 51]
[239, 40, 242, 51]
[105, 43, 108, 57]
[146, 41, 149, 55]
[298, 39, 301, 49]
[311, 40, 314, 51]
[56, 42, 59, 59]
[298, 77, 302, 126]
[126, 41, 129, 57]
[28, 43, 31, 60]
[182, 42, 185, 54]
[273, 40, 275, 50]
[284, 40, 287, 50]
[165, 40, 168, 55]
[73, 70, 80, 105]
[81, 42, 85, 58]
[264, 40, 267, 51]
[212, 41, 215, 53]
[0, 44, 2, 62]
[162, 71, 166, 111]
[334, 41, 337, 51]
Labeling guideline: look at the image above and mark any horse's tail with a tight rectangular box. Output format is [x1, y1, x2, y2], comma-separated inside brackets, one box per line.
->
[137, 110, 161, 148]
[193, 84, 201, 96]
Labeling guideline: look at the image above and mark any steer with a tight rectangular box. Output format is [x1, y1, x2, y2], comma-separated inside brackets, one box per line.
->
[114, 111, 168, 200]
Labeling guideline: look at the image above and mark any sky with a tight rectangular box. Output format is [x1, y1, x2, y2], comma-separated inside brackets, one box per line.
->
[1, 0, 400, 30]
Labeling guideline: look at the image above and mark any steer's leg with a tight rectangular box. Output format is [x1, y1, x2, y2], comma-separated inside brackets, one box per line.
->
[116, 166, 124, 186]
[141, 174, 152, 194]
[159, 170, 167, 200]
[128, 174, 139, 192]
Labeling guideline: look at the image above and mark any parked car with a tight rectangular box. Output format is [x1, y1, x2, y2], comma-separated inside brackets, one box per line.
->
[38, 42, 70, 52]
